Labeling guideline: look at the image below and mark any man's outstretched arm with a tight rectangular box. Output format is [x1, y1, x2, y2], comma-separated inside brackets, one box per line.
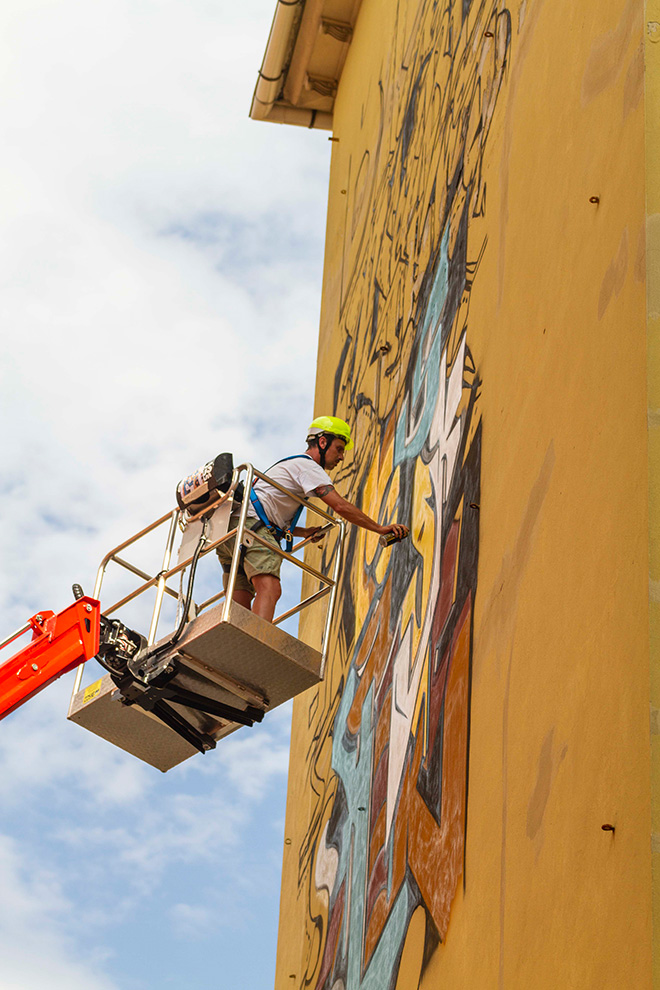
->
[316, 486, 408, 540]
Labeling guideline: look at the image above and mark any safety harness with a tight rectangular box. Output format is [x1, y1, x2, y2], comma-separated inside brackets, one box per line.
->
[249, 454, 312, 553]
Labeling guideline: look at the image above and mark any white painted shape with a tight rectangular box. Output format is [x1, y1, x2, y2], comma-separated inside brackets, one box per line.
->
[385, 621, 420, 841]
[315, 820, 339, 897]
[384, 333, 467, 843]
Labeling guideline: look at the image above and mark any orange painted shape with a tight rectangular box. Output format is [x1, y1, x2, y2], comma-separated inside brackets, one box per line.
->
[408, 596, 472, 938]
[364, 887, 391, 966]
[365, 594, 473, 960]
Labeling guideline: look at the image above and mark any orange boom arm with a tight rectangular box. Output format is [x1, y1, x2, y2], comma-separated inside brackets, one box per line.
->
[0, 598, 100, 721]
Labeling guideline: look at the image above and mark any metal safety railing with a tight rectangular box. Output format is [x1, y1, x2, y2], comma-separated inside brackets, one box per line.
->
[68, 463, 345, 704]
[0, 621, 35, 654]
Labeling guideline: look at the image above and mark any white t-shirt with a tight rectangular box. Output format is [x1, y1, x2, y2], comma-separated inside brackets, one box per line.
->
[248, 455, 333, 531]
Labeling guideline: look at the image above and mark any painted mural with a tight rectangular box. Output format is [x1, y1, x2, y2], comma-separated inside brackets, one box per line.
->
[293, 0, 511, 986]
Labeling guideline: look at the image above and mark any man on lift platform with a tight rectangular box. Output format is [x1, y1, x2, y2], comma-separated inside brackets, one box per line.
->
[217, 416, 409, 622]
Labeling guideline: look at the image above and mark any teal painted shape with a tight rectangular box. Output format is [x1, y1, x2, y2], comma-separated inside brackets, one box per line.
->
[330, 666, 373, 979]
[330, 667, 415, 989]
[394, 223, 450, 466]
[357, 882, 413, 990]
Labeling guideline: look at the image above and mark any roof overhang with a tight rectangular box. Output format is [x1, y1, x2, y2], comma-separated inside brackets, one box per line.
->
[249, 0, 362, 131]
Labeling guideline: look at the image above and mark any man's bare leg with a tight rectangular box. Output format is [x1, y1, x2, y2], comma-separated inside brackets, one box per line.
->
[250, 574, 282, 622]
[222, 573, 254, 611]
[232, 589, 254, 609]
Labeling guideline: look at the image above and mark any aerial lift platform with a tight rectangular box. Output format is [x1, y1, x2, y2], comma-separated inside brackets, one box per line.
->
[0, 458, 345, 771]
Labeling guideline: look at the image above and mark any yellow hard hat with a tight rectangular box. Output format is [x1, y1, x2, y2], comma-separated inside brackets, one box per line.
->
[307, 415, 354, 450]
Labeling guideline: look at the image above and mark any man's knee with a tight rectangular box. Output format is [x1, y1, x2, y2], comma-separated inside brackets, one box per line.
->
[251, 573, 282, 600]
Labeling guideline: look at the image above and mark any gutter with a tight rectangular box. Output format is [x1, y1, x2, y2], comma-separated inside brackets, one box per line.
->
[249, 0, 333, 129]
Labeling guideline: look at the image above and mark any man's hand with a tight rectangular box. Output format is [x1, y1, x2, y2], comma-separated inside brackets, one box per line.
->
[293, 525, 326, 543]
[379, 523, 409, 540]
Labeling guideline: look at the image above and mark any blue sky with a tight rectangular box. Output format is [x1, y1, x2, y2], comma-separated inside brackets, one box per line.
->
[0, 1, 330, 985]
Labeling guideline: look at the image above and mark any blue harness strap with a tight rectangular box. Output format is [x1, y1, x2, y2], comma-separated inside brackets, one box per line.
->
[249, 455, 311, 552]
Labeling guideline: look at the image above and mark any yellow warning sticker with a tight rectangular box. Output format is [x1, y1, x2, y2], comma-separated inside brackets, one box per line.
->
[83, 679, 103, 704]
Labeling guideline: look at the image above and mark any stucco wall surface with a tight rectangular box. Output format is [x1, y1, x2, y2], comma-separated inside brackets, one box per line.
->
[275, 0, 652, 987]
[647, 0, 660, 984]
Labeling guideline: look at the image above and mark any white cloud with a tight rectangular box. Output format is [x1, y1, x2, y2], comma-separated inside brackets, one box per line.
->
[0, 833, 118, 990]
[0, 0, 329, 624]
[221, 706, 292, 800]
[0, 682, 152, 809]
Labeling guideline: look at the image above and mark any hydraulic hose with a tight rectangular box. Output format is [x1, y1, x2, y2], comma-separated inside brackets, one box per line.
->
[136, 516, 209, 667]
[170, 517, 209, 647]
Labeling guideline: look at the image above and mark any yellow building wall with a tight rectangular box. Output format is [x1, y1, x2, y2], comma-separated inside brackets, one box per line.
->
[276, 0, 653, 986]
[648, 0, 660, 984]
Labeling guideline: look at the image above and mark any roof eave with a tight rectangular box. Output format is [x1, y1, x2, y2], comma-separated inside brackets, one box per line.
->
[249, 0, 361, 130]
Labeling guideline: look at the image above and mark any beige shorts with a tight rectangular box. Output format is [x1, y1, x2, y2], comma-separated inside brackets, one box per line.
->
[217, 514, 283, 598]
